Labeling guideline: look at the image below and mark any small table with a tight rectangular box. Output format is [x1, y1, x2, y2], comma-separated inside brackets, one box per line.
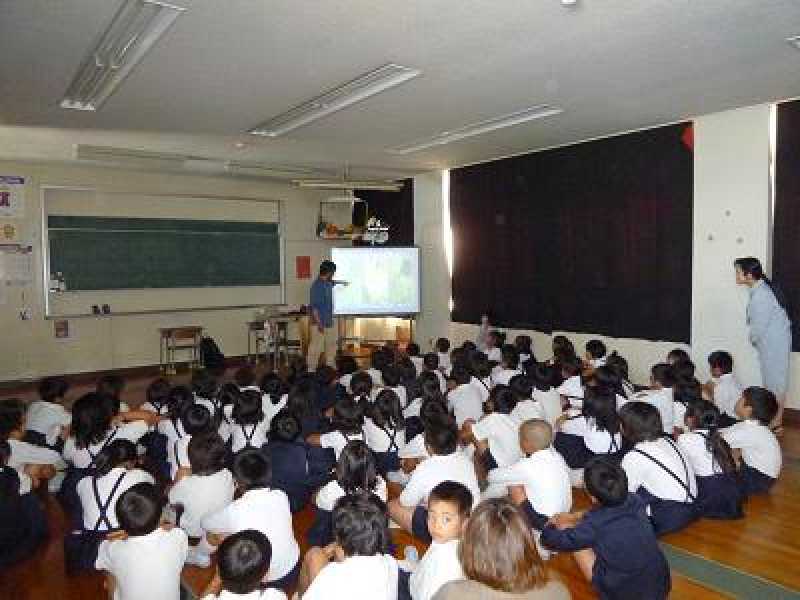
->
[267, 314, 308, 366]
[246, 320, 268, 363]
[159, 326, 203, 375]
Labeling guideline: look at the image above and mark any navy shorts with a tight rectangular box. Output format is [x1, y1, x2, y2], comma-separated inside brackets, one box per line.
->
[741, 464, 776, 495]
[480, 448, 499, 472]
[411, 505, 432, 544]
[521, 499, 549, 530]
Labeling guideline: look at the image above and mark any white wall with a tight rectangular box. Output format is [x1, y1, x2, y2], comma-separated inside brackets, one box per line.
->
[0, 161, 343, 381]
[415, 104, 800, 408]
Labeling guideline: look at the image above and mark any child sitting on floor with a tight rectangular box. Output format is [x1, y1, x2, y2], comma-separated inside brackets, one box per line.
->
[705, 350, 743, 428]
[541, 458, 671, 600]
[25, 376, 71, 449]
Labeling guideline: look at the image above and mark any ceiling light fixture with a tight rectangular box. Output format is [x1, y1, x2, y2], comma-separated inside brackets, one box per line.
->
[787, 35, 800, 50]
[249, 63, 421, 137]
[386, 104, 563, 154]
[61, 0, 186, 111]
[293, 179, 403, 192]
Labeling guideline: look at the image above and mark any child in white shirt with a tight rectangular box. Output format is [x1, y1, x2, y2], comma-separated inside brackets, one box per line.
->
[508, 374, 544, 426]
[365, 389, 406, 475]
[299, 494, 398, 600]
[368, 348, 391, 388]
[156, 385, 195, 475]
[556, 355, 584, 410]
[447, 364, 484, 429]
[95, 482, 188, 600]
[381, 365, 409, 409]
[514, 335, 535, 368]
[399, 481, 469, 600]
[528, 363, 563, 425]
[169, 433, 235, 568]
[230, 390, 270, 452]
[489, 419, 571, 529]
[406, 342, 425, 376]
[25, 376, 71, 449]
[308, 395, 364, 462]
[96, 374, 131, 416]
[619, 402, 697, 536]
[722, 386, 782, 495]
[468, 353, 492, 406]
[170, 404, 216, 480]
[388, 419, 480, 544]
[553, 388, 623, 470]
[585, 339, 607, 369]
[436, 338, 452, 372]
[633, 363, 675, 435]
[465, 386, 522, 482]
[423, 353, 447, 393]
[706, 350, 743, 428]
[199, 530, 286, 600]
[486, 330, 504, 364]
[491, 345, 522, 387]
[203, 449, 300, 590]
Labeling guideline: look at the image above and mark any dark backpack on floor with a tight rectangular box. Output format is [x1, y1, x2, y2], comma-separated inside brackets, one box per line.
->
[199, 336, 226, 373]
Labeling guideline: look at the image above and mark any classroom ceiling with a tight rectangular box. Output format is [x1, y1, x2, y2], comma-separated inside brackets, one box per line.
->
[1, 0, 800, 180]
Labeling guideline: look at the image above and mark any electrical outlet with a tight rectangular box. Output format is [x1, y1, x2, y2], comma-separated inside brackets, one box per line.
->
[19, 308, 32, 320]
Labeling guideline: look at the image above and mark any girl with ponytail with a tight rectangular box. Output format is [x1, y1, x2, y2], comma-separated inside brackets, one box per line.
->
[677, 401, 743, 519]
[734, 257, 792, 429]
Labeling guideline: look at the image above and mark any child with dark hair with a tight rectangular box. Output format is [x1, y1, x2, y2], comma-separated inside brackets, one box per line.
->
[336, 354, 359, 393]
[263, 410, 321, 513]
[0, 439, 48, 570]
[722, 387, 781, 495]
[381, 365, 408, 408]
[389, 419, 480, 544]
[491, 344, 522, 387]
[632, 363, 676, 435]
[142, 378, 171, 416]
[235, 366, 259, 391]
[203, 449, 300, 590]
[315, 365, 346, 414]
[678, 401, 743, 519]
[541, 458, 671, 600]
[619, 402, 697, 535]
[667, 348, 691, 365]
[447, 363, 484, 429]
[514, 335, 535, 366]
[399, 481, 471, 600]
[230, 389, 270, 452]
[556, 354, 585, 409]
[25, 376, 71, 448]
[605, 352, 635, 399]
[368, 348, 391, 387]
[550, 335, 577, 386]
[170, 404, 215, 480]
[705, 350, 743, 427]
[309, 440, 387, 548]
[423, 352, 447, 393]
[465, 385, 522, 480]
[96, 374, 129, 415]
[468, 352, 493, 406]
[436, 337, 452, 372]
[508, 374, 545, 426]
[200, 530, 286, 600]
[553, 387, 623, 474]
[365, 389, 405, 476]
[156, 385, 195, 474]
[585, 339, 607, 368]
[96, 483, 188, 600]
[528, 362, 563, 425]
[191, 369, 221, 417]
[169, 433, 235, 567]
[308, 395, 364, 463]
[67, 439, 154, 573]
[405, 342, 425, 377]
[486, 330, 505, 363]
[299, 494, 397, 600]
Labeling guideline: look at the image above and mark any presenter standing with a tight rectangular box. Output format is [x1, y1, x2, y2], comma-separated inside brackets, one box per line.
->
[734, 257, 792, 428]
[307, 260, 347, 370]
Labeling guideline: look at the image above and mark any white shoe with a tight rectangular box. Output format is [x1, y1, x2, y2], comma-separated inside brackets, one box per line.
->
[185, 548, 211, 568]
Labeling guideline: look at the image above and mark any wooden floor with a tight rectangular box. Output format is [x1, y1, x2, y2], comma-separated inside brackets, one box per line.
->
[2, 367, 799, 599]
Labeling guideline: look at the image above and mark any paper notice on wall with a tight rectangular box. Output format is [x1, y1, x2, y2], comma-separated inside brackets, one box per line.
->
[0, 176, 25, 217]
[0, 251, 33, 284]
[0, 220, 28, 245]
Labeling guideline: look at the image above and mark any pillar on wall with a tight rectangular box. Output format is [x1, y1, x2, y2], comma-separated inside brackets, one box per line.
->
[692, 104, 771, 387]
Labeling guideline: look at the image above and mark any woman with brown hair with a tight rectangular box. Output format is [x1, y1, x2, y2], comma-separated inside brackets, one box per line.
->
[433, 498, 570, 600]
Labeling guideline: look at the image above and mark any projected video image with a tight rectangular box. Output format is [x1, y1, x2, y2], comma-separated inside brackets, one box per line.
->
[331, 247, 420, 315]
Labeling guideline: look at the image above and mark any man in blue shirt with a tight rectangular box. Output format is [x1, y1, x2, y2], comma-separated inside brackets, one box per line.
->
[308, 260, 346, 369]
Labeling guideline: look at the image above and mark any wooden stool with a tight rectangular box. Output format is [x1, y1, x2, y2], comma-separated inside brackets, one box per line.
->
[159, 326, 203, 375]
[246, 320, 269, 364]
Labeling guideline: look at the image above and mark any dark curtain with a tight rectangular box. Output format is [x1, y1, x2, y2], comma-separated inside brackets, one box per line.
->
[450, 123, 693, 343]
[773, 99, 800, 351]
[354, 178, 414, 247]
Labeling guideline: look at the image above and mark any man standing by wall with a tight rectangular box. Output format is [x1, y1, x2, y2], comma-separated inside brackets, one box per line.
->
[307, 260, 346, 370]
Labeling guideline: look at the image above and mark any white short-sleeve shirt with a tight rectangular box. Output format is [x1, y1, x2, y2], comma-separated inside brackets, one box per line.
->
[95, 527, 188, 600]
[201, 590, 286, 600]
[559, 416, 622, 454]
[302, 554, 398, 600]
[471, 413, 522, 467]
[487, 347, 502, 363]
[487, 448, 572, 517]
[25, 401, 71, 445]
[633, 389, 674, 434]
[447, 384, 484, 428]
[557, 376, 584, 408]
[202, 488, 299, 581]
[621, 438, 697, 502]
[490, 368, 521, 387]
[63, 422, 148, 469]
[713, 374, 743, 418]
[77, 467, 154, 531]
[8, 438, 65, 470]
[229, 420, 270, 453]
[398, 433, 430, 460]
[510, 399, 545, 427]
[169, 435, 192, 480]
[367, 368, 384, 388]
[315, 476, 388, 512]
[676, 430, 718, 477]
[399, 452, 480, 510]
[319, 430, 364, 461]
[363, 418, 403, 454]
[409, 539, 464, 600]
[403, 398, 423, 420]
[168, 469, 235, 537]
[722, 419, 781, 478]
[410, 356, 425, 376]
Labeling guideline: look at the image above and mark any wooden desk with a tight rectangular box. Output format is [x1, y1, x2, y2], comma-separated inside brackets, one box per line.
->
[159, 326, 203, 375]
[267, 314, 309, 365]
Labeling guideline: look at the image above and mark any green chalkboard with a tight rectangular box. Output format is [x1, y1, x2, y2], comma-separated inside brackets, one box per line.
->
[48, 216, 281, 291]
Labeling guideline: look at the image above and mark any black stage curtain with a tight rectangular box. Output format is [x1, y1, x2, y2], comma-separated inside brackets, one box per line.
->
[774, 100, 800, 351]
[450, 123, 693, 343]
[354, 179, 414, 247]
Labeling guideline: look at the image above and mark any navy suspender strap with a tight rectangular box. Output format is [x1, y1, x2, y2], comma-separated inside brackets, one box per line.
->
[241, 424, 257, 448]
[380, 425, 399, 453]
[87, 428, 118, 468]
[633, 439, 696, 503]
[607, 434, 620, 454]
[91, 471, 127, 531]
[174, 440, 182, 469]
[172, 418, 183, 439]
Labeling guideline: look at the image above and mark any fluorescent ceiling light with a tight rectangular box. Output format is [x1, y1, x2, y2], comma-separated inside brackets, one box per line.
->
[386, 104, 564, 154]
[249, 64, 421, 137]
[294, 179, 403, 192]
[75, 144, 184, 169]
[787, 35, 800, 50]
[61, 0, 185, 111]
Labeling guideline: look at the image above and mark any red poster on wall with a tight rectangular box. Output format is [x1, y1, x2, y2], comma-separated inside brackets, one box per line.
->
[296, 255, 311, 279]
